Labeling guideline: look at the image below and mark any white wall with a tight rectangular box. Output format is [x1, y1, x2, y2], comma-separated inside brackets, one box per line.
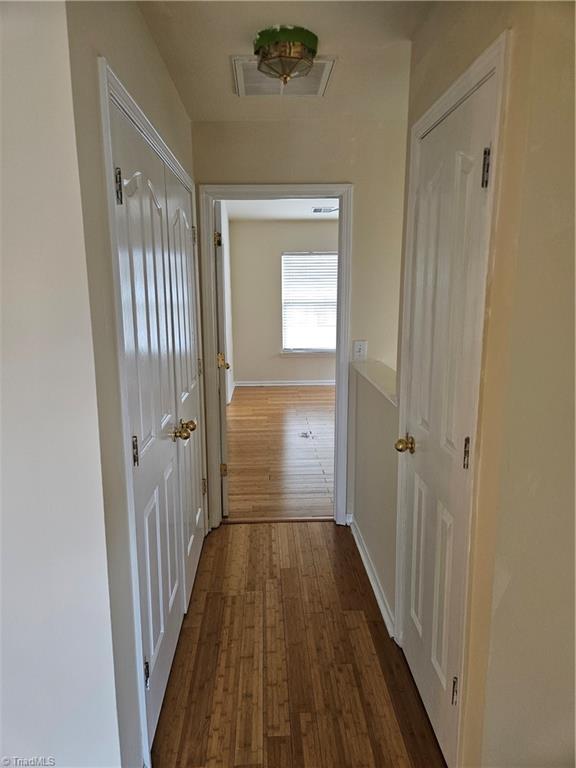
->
[66, 3, 195, 765]
[0, 4, 121, 764]
[350, 365, 398, 631]
[229, 220, 338, 384]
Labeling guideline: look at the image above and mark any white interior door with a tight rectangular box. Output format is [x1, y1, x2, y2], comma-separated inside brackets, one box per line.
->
[165, 167, 205, 607]
[220, 204, 235, 405]
[399, 73, 498, 766]
[111, 105, 183, 742]
[213, 201, 229, 517]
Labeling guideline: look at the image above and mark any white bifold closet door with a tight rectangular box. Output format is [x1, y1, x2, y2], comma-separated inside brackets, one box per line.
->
[110, 103, 204, 742]
[165, 166, 205, 606]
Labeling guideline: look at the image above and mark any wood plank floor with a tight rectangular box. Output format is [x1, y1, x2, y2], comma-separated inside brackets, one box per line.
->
[226, 386, 335, 521]
[152, 522, 446, 768]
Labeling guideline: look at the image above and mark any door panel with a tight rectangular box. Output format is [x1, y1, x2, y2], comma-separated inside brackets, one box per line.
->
[400, 73, 498, 766]
[143, 488, 163, 656]
[431, 500, 453, 688]
[166, 167, 205, 607]
[410, 473, 427, 637]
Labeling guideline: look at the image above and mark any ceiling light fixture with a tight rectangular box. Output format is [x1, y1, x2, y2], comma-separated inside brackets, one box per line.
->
[253, 26, 319, 86]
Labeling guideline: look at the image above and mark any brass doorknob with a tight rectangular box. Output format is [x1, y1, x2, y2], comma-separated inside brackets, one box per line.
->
[217, 353, 230, 370]
[171, 423, 191, 442]
[395, 434, 416, 454]
[183, 419, 197, 432]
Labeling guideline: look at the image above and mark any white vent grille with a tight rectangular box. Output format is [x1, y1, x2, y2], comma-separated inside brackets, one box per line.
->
[232, 56, 335, 97]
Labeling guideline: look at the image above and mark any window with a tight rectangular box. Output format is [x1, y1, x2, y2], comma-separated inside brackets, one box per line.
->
[281, 251, 338, 352]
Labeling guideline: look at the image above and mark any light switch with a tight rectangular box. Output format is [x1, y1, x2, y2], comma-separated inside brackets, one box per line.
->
[352, 340, 368, 361]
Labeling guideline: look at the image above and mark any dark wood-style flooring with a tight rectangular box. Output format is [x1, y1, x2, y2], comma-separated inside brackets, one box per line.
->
[152, 522, 446, 767]
[226, 386, 335, 521]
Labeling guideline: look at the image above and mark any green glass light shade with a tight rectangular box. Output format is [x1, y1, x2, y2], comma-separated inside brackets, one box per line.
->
[253, 26, 319, 84]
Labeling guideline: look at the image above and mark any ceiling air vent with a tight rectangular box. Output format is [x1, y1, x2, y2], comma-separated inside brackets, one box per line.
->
[232, 56, 335, 97]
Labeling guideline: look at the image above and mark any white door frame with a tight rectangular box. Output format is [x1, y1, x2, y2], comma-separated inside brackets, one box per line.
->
[200, 184, 353, 528]
[394, 32, 509, 764]
[98, 58, 207, 766]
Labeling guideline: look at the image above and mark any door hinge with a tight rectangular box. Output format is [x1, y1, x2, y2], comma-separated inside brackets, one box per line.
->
[192, 225, 197, 245]
[463, 436, 470, 469]
[144, 659, 150, 690]
[198, 357, 203, 376]
[481, 147, 491, 188]
[115, 167, 123, 205]
[451, 676, 459, 706]
[132, 435, 139, 467]
[202, 478, 208, 495]
[220, 463, 228, 478]
[214, 231, 222, 247]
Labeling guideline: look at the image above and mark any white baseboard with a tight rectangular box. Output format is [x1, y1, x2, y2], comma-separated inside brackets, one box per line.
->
[350, 519, 395, 637]
[234, 380, 336, 387]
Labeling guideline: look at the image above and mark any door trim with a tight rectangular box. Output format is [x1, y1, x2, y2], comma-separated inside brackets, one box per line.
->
[98, 58, 206, 767]
[394, 32, 509, 764]
[200, 184, 353, 528]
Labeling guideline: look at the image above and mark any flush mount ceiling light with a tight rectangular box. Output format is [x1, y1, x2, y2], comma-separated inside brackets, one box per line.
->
[253, 26, 319, 85]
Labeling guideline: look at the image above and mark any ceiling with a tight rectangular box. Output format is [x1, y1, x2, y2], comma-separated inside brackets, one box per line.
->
[225, 198, 339, 220]
[139, 2, 430, 122]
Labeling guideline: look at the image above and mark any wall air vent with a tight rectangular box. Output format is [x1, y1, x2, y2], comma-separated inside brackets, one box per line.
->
[232, 56, 335, 97]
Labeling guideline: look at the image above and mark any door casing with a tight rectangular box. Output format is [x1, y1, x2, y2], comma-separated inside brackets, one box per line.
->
[213, 201, 230, 518]
[199, 184, 353, 528]
[395, 33, 509, 767]
[98, 58, 208, 768]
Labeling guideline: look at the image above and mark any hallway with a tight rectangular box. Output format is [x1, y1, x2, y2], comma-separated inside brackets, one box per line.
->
[226, 386, 335, 521]
[151, 522, 446, 767]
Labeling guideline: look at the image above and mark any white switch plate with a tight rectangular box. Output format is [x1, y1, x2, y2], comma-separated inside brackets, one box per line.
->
[352, 340, 368, 361]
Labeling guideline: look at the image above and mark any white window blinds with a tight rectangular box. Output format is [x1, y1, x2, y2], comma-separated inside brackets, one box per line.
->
[281, 252, 338, 352]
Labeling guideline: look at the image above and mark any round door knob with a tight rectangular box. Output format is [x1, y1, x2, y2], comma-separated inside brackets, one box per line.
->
[171, 424, 191, 442]
[395, 434, 416, 454]
[183, 419, 197, 432]
[217, 353, 230, 370]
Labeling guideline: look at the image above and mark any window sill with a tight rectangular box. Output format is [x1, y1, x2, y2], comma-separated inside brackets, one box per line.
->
[280, 350, 336, 357]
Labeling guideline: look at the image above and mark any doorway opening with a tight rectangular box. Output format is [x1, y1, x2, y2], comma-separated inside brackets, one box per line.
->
[221, 199, 339, 521]
[200, 185, 352, 528]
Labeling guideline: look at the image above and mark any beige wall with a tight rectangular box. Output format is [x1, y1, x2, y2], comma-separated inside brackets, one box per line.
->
[1, 3, 120, 763]
[193, 53, 411, 372]
[406, 4, 575, 765]
[351, 370, 399, 621]
[66, 3, 194, 765]
[230, 220, 338, 383]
